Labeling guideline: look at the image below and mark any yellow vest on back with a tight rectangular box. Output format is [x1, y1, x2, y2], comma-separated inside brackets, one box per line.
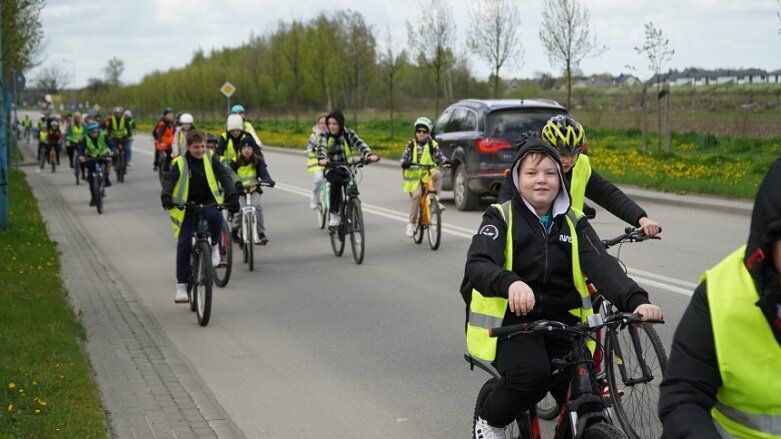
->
[569, 155, 592, 212]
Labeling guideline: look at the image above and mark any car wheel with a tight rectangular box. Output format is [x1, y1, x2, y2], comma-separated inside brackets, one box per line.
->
[454, 164, 479, 211]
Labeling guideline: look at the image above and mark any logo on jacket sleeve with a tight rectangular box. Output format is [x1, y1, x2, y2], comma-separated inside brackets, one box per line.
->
[479, 225, 500, 240]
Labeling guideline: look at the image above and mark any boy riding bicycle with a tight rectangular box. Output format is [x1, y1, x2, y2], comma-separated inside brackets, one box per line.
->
[462, 137, 663, 439]
[161, 129, 240, 304]
[76, 122, 114, 205]
[400, 116, 449, 237]
[153, 107, 176, 171]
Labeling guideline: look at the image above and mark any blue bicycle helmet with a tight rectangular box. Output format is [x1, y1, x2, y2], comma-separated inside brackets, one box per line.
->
[230, 104, 245, 114]
[86, 122, 100, 131]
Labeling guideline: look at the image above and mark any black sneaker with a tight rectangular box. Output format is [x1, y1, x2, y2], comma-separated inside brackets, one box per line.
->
[104, 180, 113, 187]
[231, 229, 241, 243]
[89, 199, 95, 206]
[256, 233, 269, 246]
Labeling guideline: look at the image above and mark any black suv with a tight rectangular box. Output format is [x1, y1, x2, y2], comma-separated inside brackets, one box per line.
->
[432, 99, 568, 210]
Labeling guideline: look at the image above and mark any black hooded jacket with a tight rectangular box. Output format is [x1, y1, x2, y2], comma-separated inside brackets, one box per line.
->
[497, 156, 647, 227]
[316, 110, 373, 163]
[461, 140, 650, 326]
[659, 158, 781, 439]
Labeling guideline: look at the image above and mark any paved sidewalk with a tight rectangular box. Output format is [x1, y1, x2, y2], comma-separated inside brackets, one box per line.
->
[23, 164, 246, 438]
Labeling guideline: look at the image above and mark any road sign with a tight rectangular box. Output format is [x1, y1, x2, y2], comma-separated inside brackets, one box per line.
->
[220, 82, 236, 98]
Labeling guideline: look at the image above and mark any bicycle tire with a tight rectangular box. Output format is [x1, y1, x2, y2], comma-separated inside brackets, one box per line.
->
[427, 195, 441, 250]
[39, 145, 46, 169]
[188, 251, 198, 312]
[584, 423, 628, 439]
[316, 202, 327, 229]
[472, 378, 531, 439]
[413, 203, 424, 244]
[329, 215, 345, 257]
[75, 162, 80, 185]
[92, 176, 103, 214]
[116, 153, 126, 183]
[195, 240, 213, 326]
[348, 198, 365, 264]
[246, 214, 254, 272]
[50, 148, 57, 173]
[605, 324, 667, 439]
[213, 218, 232, 287]
[535, 392, 560, 420]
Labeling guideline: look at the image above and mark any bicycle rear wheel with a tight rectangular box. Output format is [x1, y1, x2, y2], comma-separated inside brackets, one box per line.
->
[347, 199, 365, 264]
[213, 218, 232, 287]
[194, 241, 213, 326]
[427, 195, 441, 250]
[472, 378, 531, 439]
[605, 324, 667, 439]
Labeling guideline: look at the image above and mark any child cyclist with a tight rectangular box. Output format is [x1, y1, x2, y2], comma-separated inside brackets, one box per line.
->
[400, 116, 450, 237]
[160, 129, 240, 304]
[76, 122, 114, 205]
[306, 113, 328, 210]
[463, 137, 663, 439]
[229, 141, 272, 245]
[171, 112, 196, 157]
[153, 107, 176, 171]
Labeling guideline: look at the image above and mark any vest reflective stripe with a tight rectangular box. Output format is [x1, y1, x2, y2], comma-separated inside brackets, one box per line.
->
[704, 245, 781, 438]
[110, 116, 126, 138]
[402, 140, 437, 193]
[466, 202, 592, 362]
[569, 155, 592, 212]
[85, 134, 109, 157]
[169, 156, 223, 237]
[237, 163, 258, 184]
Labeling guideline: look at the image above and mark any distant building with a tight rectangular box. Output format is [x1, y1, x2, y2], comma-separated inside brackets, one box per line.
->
[613, 73, 641, 87]
[647, 68, 781, 87]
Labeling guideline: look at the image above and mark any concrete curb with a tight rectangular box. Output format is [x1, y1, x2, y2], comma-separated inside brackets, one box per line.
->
[262, 145, 755, 216]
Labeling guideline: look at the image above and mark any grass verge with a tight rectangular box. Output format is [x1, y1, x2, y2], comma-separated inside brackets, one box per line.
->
[0, 169, 106, 438]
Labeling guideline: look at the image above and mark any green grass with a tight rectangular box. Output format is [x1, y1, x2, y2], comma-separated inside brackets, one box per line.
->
[0, 170, 106, 438]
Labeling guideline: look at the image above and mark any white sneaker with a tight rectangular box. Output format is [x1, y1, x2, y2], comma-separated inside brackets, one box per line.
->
[405, 223, 415, 237]
[175, 284, 188, 303]
[211, 244, 221, 267]
[328, 213, 340, 227]
[309, 198, 318, 210]
[474, 417, 507, 439]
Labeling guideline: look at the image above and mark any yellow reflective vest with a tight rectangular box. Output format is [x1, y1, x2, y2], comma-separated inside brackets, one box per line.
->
[219, 132, 250, 163]
[168, 155, 223, 238]
[402, 140, 437, 193]
[466, 201, 592, 362]
[307, 133, 324, 174]
[569, 155, 592, 212]
[703, 245, 781, 438]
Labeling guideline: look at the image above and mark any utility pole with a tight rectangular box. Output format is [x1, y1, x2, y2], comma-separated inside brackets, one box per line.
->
[0, 2, 9, 229]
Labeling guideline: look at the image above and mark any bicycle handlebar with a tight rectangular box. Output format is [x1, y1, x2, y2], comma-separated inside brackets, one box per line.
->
[488, 312, 664, 338]
[601, 227, 662, 249]
[170, 202, 225, 211]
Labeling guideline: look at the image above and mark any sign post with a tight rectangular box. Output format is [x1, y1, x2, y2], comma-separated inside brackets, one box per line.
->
[220, 81, 236, 114]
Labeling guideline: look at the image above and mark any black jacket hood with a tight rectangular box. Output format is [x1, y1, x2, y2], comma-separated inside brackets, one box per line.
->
[508, 139, 571, 217]
[745, 158, 781, 337]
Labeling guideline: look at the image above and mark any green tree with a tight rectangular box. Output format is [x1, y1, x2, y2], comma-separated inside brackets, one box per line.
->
[467, 0, 523, 98]
[281, 21, 305, 129]
[406, 0, 456, 115]
[539, 0, 606, 110]
[102, 57, 124, 87]
[335, 10, 376, 126]
[305, 14, 340, 110]
[0, 0, 45, 78]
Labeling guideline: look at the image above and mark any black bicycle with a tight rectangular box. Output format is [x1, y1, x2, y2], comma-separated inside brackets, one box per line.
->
[83, 156, 111, 214]
[326, 158, 375, 265]
[156, 149, 172, 185]
[172, 202, 224, 326]
[467, 313, 663, 439]
[112, 138, 129, 183]
[535, 228, 667, 439]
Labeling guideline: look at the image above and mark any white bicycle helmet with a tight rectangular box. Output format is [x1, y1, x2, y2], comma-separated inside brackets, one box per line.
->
[414, 116, 432, 132]
[179, 113, 194, 124]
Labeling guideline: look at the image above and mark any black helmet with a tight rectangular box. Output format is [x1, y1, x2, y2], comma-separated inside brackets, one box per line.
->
[541, 115, 586, 155]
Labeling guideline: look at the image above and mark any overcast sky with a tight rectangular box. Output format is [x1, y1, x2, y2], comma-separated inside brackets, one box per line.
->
[32, 0, 781, 89]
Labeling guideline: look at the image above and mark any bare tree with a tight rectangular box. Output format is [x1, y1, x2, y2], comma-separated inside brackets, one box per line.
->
[102, 57, 124, 87]
[335, 10, 376, 126]
[539, 0, 606, 110]
[35, 64, 72, 94]
[378, 23, 406, 139]
[467, 0, 523, 98]
[406, 0, 456, 115]
[635, 21, 674, 153]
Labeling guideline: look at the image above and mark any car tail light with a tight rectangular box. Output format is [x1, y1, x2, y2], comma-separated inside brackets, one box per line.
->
[476, 138, 512, 154]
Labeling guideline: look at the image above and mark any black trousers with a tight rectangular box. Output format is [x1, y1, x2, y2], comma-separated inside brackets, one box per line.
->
[325, 168, 350, 214]
[478, 326, 572, 428]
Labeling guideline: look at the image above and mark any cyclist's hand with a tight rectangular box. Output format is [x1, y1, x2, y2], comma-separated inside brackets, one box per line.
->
[508, 280, 535, 316]
[633, 303, 664, 322]
[234, 181, 244, 192]
[637, 217, 661, 237]
[161, 194, 174, 210]
[318, 159, 328, 166]
[442, 160, 452, 169]
[400, 160, 411, 170]
[368, 154, 380, 163]
[262, 179, 275, 188]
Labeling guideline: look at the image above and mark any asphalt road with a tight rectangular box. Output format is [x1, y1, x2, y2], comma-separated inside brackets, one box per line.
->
[24, 128, 750, 438]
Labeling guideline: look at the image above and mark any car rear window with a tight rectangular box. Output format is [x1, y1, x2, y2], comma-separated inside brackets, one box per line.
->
[485, 109, 567, 142]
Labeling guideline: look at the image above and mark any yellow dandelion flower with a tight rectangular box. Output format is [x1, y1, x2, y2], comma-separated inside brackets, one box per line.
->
[34, 409, 41, 414]
[8, 382, 15, 389]
[7, 404, 13, 412]
[39, 400, 47, 406]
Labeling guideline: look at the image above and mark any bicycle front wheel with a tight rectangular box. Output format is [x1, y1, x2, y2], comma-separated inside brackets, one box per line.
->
[213, 218, 232, 287]
[413, 203, 424, 244]
[195, 241, 213, 326]
[605, 324, 667, 439]
[329, 217, 345, 257]
[427, 195, 441, 250]
[50, 149, 57, 173]
[116, 153, 126, 183]
[92, 176, 103, 214]
[473, 378, 531, 439]
[347, 198, 365, 264]
[246, 214, 254, 271]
